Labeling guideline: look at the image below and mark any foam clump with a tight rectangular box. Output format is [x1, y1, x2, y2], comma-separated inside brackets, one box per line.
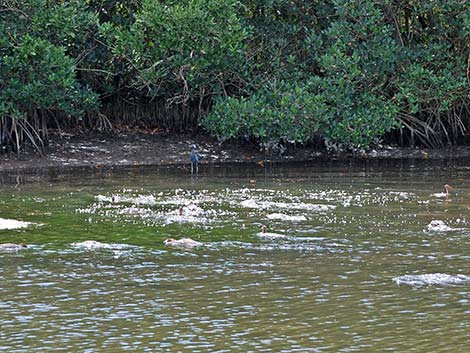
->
[96, 194, 157, 206]
[181, 204, 205, 216]
[0, 243, 28, 252]
[164, 238, 203, 249]
[393, 273, 470, 287]
[71, 240, 128, 250]
[163, 205, 209, 225]
[0, 217, 34, 230]
[426, 220, 455, 232]
[256, 226, 288, 240]
[266, 213, 307, 222]
[241, 199, 335, 212]
[257, 232, 288, 240]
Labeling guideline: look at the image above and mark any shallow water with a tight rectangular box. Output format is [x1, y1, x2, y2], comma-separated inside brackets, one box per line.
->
[1, 160, 469, 352]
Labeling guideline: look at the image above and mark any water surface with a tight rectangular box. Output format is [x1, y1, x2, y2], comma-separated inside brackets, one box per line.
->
[1, 160, 469, 352]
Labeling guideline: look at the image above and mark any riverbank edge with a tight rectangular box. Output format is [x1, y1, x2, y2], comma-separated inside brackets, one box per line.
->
[1, 131, 470, 177]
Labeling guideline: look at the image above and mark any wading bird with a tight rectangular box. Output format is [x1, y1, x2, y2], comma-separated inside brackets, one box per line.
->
[432, 184, 453, 199]
[190, 144, 199, 176]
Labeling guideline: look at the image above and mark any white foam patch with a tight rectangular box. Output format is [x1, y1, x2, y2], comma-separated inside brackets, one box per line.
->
[71, 240, 132, 250]
[240, 199, 259, 208]
[0, 217, 34, 230]
[81, 186, 420, 231]
[162, 214, 209, 225]
[266, 213, 307, 222]
[0, 243, 28, 252]
[241, 199, 335, 212]
[430, 192, 448, 199]
[81, 190, 241, 227]
[388, 191, 416, 199]
[425, 220, 459, 232]
[256, 231, 288, 240]
[160, 205, 233, 225]
[118, 207, 154, 216]
[181, 204, 205, 216]
[393, 273, 470, 287]
[305, 189, 418, 207]
[213, 240, 325, 252]
[164, 238, 203, 249]
[96, 194, 157, 206]
[289, 236, 323, 242]
[155, 194, 219, 207]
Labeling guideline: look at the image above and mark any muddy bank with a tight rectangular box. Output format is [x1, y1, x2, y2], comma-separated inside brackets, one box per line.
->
[1, 130, 470, 177]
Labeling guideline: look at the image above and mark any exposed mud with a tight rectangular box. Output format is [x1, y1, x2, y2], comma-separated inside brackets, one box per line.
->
[1, 130, 470, 176]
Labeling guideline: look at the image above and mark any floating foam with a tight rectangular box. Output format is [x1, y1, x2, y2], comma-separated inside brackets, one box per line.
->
[71, 240, 131, 250]
[181, 204, 205, 216]
[163, 214, 209, 225]
[426, 220, 456, 232]
[241, 199, 335, 212]
[164, 238, 203, 249]
[0, 243, 28, 252]
[393, 273, 470, 287]
[96, 194, 157, 206]
[430, 192, 448, 199]
[240, 199, 259, 208]
[389, 191, 416, 199]
[256, 231, 288, 240]
[266, 213, 307, 222]
[0, 217, 34, 230]
[214, 240, 324, 252]
[118, 207, 153, 216]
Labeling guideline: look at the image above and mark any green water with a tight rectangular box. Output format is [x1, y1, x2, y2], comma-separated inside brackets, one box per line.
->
[1, 161, 469, 352]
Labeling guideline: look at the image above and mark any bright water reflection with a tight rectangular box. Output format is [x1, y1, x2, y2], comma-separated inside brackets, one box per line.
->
[0, 161, 469, 352]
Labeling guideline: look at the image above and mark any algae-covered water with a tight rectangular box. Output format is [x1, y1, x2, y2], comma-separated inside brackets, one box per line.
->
[1, 161, 469, 352]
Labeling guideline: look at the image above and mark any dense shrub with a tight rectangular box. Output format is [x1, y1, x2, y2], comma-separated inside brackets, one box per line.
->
[101, 0, 249, 104]
[0, 0, 469, 153]
[202, 81, 327, 144]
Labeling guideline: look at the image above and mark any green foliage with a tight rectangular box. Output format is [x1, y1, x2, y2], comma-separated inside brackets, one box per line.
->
[30, 0, 98, 52]
[202, 0, 402, 147]
[102, 0, 249, 102]
[0, 0, 469, 152]
[202, 81, 327, 144]
[0, 35, 97, 117]
[310, 0, 401, 147]
[395, 61, 467, 114]
[1, 0, 99, 58]
[1, 0, 110, 95]
[388, 0, 470, 146]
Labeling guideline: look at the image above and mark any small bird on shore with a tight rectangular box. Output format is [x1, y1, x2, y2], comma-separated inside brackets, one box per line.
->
[0, 243, 27, 251]
[190, 144, 199, 176]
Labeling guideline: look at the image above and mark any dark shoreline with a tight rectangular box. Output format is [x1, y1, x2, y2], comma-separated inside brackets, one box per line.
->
[1, 131, 470, 180]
